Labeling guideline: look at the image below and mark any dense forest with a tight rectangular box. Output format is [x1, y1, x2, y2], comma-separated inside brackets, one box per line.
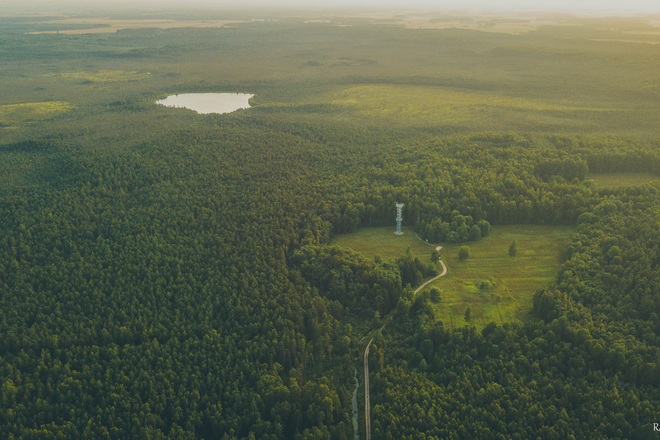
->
[2, 9, 660, 439]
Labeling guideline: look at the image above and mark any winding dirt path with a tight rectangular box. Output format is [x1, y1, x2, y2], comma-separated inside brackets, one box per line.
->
[363, 245, 447, 440]
[415, 232, 443, 252]
[414, 260, 447, 295]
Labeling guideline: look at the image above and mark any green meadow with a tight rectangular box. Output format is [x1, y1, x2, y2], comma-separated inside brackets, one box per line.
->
[333, 225, 574, 329]
[3, 16, 660, 145]
[588, 172, 659, 188]
[326, 84, 622, 133]
[0, 101, 73, 128]
[56, 70, 152, 83]
[331, 226, 435, 261]
[426, 225, 574, 329]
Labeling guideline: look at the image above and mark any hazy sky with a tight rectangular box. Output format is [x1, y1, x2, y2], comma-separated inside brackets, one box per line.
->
[4, 0, 660, 14]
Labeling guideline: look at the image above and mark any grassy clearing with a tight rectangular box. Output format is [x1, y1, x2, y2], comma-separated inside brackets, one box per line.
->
[333, 225, 573, 330]
[475, 27, 534, 34]
[58, 70, 151, 82]
[0, 101, 73, 127]
[5, 19, 660, 141]
[587, 173, 659, 188]
[423, 225, 574, 330]
[331, 226, 434, 261]
[28, 19, 246, 35]
[327, 84, 621, 131]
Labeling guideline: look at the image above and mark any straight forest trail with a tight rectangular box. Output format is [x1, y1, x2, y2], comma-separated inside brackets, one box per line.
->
[364, 338, 373, 440]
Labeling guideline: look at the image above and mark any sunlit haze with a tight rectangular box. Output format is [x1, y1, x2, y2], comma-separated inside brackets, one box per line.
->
[4, 0, 660, 13]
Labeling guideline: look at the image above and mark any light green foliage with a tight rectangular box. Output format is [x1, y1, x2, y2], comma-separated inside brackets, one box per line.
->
[429, 287, 441, 303]
[2, 12, 660, 147]
[335, 224, 574, 330]
[509, 240, 518, 257]
[423, 226, 574, 329]
[0, 101, 73, 128]
[458, 246, 470, 261]
[327, 84, 622, 132]
[57, 70, 151, 82]
[588, 172, 659, 188]
[332, 226, 434, 261]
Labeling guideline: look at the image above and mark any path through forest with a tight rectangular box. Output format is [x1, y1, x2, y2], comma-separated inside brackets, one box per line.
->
[363, 247, 447, 440]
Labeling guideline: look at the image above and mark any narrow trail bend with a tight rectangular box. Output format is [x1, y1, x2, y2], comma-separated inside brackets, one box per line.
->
[415, 232, 443, 252]
[363, 240, 447, 440]
[414, 260, 447, 295]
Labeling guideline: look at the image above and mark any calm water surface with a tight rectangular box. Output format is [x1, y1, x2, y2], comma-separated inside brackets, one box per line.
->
[156, 93, 253, 114]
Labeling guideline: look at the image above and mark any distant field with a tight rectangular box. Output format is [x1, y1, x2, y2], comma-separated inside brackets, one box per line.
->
[354, 12, 564, 33]
[327, 85, 621, 132]
[333, 225, 574, 330]
[57, 70, 151, 82]
[3, 17, 660, 141]
[331, 226, 434, 262]
[27, 18, 245, 34]
[0, 101, 73, 128]
[588, 173, 659, 188]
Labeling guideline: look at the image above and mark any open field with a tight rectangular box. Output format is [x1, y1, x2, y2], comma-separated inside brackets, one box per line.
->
[588, 172, 659, 188]
[402, 17, 560, 34]
[588, 39, 660, 45]
[56, 70, 152, 83]
[334, 225, 574, 330]
[27, 18, 247, 34]
[327, 84, 620, 131]
[422, 225, 574, 329]
[0, 101, 73, 128]
[331, 226, 434, 262]
[2, 16, 660, 142]
[350, 11, 588, 33]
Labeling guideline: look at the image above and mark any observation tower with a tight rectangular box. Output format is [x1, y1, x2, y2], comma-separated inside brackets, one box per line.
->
[394, 203, 404, 235]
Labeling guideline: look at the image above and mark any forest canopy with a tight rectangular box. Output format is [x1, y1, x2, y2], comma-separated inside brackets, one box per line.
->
[1, 10, 660, 440]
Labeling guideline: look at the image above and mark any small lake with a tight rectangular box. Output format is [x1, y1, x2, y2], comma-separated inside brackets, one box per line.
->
[156, 93, 253, 114]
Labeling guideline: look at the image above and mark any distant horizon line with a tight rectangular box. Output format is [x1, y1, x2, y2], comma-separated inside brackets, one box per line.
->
[2, 3, 660, 17]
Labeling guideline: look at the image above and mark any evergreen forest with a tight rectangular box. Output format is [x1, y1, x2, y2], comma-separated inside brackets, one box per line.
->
[2, 8, 660, 439]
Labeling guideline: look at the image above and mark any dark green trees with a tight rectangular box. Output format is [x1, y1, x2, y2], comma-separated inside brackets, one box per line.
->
[458, 246, 470, 261]
[2, 96, 660, 438]
[509, 240, 518, 257]
[469, 225, 481, 241]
